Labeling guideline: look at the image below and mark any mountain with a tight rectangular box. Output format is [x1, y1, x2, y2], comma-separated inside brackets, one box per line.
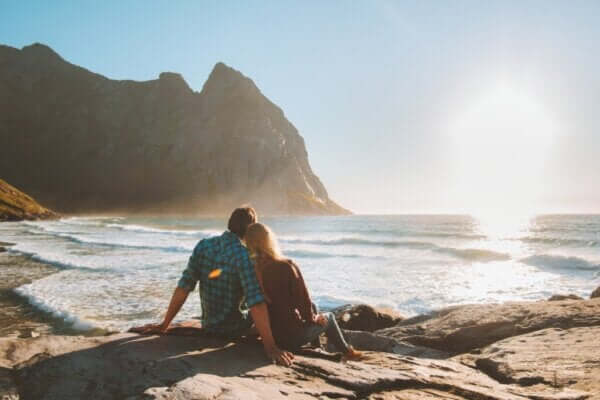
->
[0, 43, 349, 215]
[0, 178, 58, 221]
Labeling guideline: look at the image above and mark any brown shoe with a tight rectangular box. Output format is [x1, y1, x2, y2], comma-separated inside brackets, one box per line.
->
[343, 346, 363, 361]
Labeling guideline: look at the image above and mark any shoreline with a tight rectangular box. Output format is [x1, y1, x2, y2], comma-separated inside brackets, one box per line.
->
[0, 252, 108, 338]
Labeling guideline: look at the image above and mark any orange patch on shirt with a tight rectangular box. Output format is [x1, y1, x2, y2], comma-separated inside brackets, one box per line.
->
[208, 269, 222, 279]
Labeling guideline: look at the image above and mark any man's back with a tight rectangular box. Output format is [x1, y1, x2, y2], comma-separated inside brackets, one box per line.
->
[177, 231, 265, 335]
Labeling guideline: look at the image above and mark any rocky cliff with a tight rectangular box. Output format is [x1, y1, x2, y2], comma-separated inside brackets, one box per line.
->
[0, 179, 57, 221]
[0, 43, 349, 215]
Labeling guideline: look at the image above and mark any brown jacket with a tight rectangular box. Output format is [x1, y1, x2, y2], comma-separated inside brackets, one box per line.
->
[259, 258, 315, 349]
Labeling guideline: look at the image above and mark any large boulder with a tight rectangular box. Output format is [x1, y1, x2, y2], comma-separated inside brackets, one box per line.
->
[591, 287, 600, 299]
[333, 304, 402, 332]
[376, 299, 600, 354]
[456, 326, 600, 396]
[0, 333, 590, 400]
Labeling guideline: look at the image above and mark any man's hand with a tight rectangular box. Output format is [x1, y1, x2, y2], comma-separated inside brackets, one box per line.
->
[129, 322, 169, 334]
[130, 287, 190, 335]
[140, 322, 169, 334]
[264, 343, 294, 366]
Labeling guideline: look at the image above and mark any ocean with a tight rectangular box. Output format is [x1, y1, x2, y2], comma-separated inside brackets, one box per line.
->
[1, 214, 599, 333]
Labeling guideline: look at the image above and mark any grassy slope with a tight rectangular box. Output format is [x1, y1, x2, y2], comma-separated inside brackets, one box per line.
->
[0, 179, 58, 221]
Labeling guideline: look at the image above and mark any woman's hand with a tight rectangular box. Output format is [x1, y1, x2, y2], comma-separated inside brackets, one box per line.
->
[314, 313, 328, 327]
[264, 343, 294, 366]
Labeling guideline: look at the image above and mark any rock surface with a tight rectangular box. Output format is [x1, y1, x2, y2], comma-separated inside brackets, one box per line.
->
[376, 299, 600, 354]
[548, 294, 584, 301]
[0, 179, 57, 222]
[0, 332, 592, 400]
[333, 304, 403, 332]
[456, 326, 600, 397]
[0, 43, 349, 215]
[591, 287, 600, 299]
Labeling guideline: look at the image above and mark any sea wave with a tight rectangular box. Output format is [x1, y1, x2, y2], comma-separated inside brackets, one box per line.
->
[521, 254, 600, 271]
[106, 223, 219, 237]
[434, 247, 511, 262]
[14, 284, 98, 331]
[25, 229, 195, 254]
[282, 237, 509, 262]
[281, 237, 434, 248]
[361, 228, 487, 240]
[516, 236, 598, 247]
[285, 249, 369, 259]
[6, 246, 110, 272]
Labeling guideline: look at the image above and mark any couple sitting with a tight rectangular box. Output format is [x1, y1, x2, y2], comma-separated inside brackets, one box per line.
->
[139, 207, 361, 366]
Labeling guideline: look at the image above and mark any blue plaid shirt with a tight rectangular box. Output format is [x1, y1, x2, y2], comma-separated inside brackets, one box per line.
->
[177, 230, 265, 335]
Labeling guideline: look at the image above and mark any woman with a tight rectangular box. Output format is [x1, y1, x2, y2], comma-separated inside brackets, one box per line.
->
[244, 223, 362, 360]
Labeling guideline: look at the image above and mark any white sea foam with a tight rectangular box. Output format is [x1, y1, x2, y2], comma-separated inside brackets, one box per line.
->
[29, 230, 195, 253]
[14, 284, 97, 331]
[106, 223, 219, 237]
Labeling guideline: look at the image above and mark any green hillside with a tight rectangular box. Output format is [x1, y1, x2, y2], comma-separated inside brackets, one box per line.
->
[0, 179, 58, 221]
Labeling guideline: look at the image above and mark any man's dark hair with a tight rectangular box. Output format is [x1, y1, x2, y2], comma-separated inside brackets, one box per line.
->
[228, 206, 257, 238]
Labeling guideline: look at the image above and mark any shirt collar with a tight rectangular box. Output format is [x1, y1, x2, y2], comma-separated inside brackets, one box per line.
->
[223, 230, 241, 243]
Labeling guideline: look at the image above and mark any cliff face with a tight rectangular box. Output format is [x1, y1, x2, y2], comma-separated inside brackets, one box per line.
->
[0, 179, 57, 221]
[0, 43, 349, 215]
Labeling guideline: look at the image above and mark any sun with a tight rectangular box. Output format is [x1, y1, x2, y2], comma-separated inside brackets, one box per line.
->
[447, 82, 557, 218]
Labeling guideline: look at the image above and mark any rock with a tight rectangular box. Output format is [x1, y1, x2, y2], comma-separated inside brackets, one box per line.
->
[343, 330, 450, 359]
[333, 304, 402, 332]
[0, 179, 58, 222]
[376, 299, 600, 354]
[0, 43, 349, 216]
[0, 366, 19, 400]
[548, 294, 584, 301]
[456, 326, 600, 397]
[591, 287, 600, 299]
[0, 333, 590, 399]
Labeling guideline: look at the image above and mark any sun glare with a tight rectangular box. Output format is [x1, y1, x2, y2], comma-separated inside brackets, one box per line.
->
[448, 83, 557, 218]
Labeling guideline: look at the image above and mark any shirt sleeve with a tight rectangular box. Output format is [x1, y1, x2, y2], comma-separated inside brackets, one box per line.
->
[177, 245, 201, 292]
[237, 250, 265, 308]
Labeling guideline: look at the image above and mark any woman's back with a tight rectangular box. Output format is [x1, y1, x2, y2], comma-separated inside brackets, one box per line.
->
[260, 258, 314, 348]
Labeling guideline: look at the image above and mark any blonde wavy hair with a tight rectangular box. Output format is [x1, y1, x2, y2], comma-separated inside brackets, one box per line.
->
[245, 223, 284, 266]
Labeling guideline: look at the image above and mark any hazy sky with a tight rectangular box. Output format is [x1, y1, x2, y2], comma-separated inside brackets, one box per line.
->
[2, 1, 599, 214]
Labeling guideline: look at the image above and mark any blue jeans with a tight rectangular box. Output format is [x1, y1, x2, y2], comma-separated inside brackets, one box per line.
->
[292, 312, 351, 353]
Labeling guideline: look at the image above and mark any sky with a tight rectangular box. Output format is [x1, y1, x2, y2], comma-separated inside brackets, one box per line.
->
[2, 1, 599, 215]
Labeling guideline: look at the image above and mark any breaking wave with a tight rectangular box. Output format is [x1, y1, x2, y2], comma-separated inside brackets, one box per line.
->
[521, 254, 600, 271]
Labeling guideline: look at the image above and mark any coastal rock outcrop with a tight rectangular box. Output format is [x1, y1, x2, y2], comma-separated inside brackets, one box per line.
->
[375, 299, 600, 354]
[456, 326, 600, 396]
[333, 304, 402, 332]
[0, 43, 349, 215]
[548, 294, 583, 301]
[0, 332, 591, 400]
[591, 287, 600, 299]
[0, 179, 57, 222]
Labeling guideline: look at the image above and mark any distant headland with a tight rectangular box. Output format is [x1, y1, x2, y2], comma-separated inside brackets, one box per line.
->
[0, 43, 349, 216]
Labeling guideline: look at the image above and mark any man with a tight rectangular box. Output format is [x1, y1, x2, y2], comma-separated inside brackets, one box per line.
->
[142, 207, 294, 366]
